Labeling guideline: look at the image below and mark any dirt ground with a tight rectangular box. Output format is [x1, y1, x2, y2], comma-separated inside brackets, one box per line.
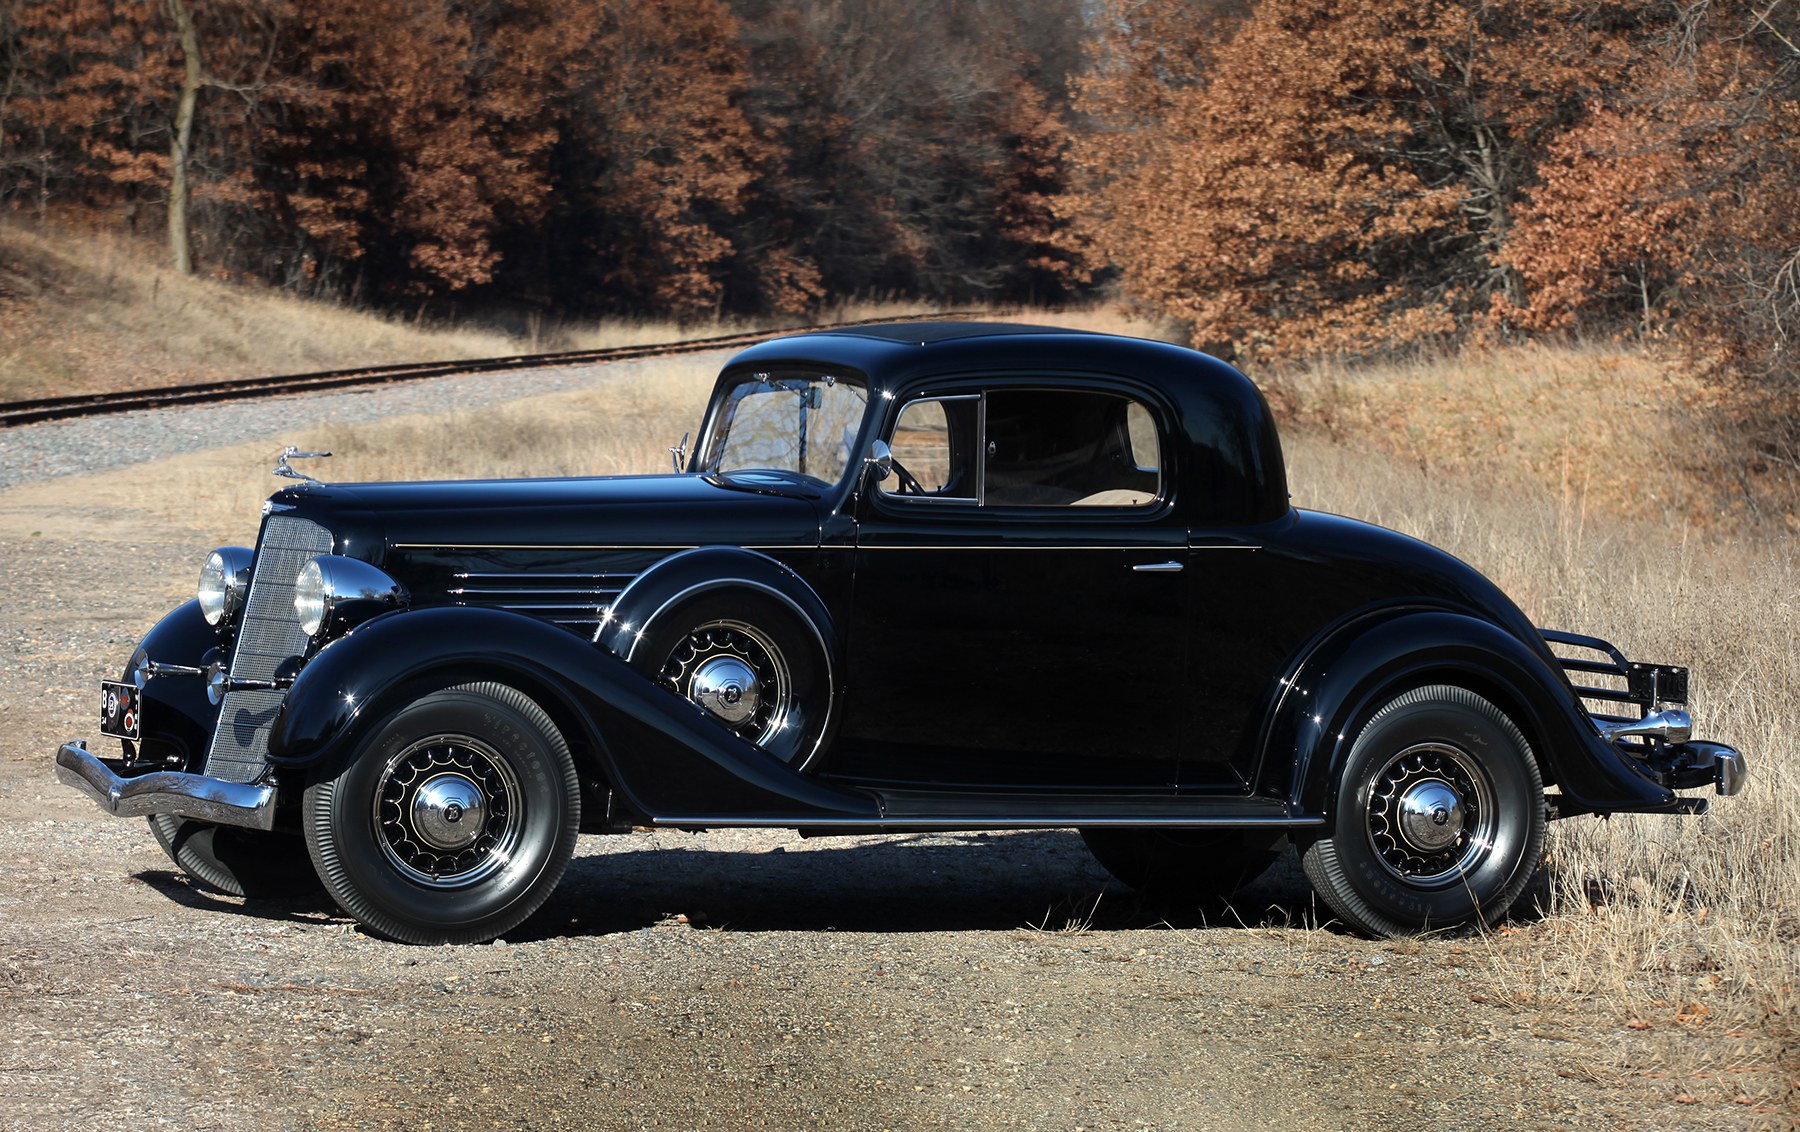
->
[1, 484, 1791, 1131]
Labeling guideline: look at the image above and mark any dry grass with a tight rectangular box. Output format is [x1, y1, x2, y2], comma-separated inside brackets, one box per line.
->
[1288, 440, 1797, 1034]
[0, 223, 522, 400]
[0, 356, 718, 546]
[1266, 340, 1747, 525]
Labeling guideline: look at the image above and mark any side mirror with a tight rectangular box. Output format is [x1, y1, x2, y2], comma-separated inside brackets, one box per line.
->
[865, 439, 893, 482]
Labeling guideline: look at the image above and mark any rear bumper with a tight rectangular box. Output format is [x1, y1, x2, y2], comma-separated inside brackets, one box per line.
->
[1667, 739, 1749, 797]
[54, 742, 277, 831]
[1542, 628, 1749, 806]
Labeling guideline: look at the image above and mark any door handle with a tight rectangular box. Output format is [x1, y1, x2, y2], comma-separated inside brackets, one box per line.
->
[1131, 561, 1184, 573]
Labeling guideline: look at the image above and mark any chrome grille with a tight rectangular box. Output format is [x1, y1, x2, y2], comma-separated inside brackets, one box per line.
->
[448, 571, 634, 635]
[203, 515, 332, 783]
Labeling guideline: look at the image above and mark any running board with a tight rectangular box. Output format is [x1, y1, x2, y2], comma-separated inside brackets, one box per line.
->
[650, 793, 1322, 831]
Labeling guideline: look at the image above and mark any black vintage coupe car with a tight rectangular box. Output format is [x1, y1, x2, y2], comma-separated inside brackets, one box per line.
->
[57, 323, 1747, 944]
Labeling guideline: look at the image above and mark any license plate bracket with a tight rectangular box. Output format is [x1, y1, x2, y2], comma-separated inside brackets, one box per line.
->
[100, 681, 140, 740]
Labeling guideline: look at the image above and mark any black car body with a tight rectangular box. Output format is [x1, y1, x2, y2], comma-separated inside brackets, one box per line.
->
[57, 323, 1748, 943]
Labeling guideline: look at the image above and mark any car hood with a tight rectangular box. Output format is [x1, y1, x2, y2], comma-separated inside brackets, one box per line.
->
[262, 473, 824, 561]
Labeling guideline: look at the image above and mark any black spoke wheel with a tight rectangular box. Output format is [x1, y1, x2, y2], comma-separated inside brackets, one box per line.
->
[1302, 685, 1545, 937]
[659, 619, 794, 750]
[147, 814, 321, 900]
[1080, 828, 1283, 904]
[631, 590, 833, 770]
[303, 682, 579, 945]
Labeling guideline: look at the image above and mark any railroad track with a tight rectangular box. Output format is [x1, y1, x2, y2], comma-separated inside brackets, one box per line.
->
[0, 311, 991, 429]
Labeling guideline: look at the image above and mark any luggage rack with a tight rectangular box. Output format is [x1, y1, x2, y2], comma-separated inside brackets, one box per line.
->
[1540, 629, 1688, 730]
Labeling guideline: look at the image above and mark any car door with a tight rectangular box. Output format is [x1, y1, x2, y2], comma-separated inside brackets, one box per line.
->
[826, 380, 1190, 792]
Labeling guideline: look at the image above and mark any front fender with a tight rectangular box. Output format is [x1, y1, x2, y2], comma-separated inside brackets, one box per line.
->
[265, 606, 874, 824]
[1270, 610, 1676, 817]
[132, 599, 221, 770]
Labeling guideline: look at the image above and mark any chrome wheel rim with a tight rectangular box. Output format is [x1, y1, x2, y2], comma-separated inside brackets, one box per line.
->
[1364, 742, 1497, 886]
[374, 735, 522, 888]
[661, 619, 792, 749]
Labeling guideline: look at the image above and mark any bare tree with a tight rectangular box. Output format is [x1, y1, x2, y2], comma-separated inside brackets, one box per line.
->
[166, 0, 201, 273]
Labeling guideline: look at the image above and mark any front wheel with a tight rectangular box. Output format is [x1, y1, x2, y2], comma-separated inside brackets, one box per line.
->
[303, 682, 580, 945]
[1301, 684, 1545, 937]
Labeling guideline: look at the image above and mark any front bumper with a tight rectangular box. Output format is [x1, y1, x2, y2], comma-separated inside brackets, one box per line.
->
[55, 742, 278, 831]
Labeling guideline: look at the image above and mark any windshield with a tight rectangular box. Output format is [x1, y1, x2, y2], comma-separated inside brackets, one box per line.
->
[702, 371, 869, 486]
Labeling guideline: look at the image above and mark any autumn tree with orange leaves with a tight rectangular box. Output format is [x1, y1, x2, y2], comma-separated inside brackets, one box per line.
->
[0, 0, 1087, 316]
[1500, 2, 1800, 385]
[1066, 0, 1800, 409]
[10, 0, 1795, 382]
[1064, 0, 1666, 363]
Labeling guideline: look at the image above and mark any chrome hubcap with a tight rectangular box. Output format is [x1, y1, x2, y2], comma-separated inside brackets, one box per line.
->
[661, 620, 791, 748]
[690, 655, 761, 725]
[1365, 743, 1496, 885]
[375, 737, 521, 888]
[410, 773, 488, 851]
[1396, 780, 1464, 855]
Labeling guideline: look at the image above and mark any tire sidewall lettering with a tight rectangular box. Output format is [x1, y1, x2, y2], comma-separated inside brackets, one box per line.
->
[1304, 685, 1545, 936]
[305, 683, 579, 944]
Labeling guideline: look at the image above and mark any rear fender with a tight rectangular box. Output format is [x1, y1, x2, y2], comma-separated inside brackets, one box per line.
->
[265, 606, 874, 824]
[1268, 611, 1676, 818]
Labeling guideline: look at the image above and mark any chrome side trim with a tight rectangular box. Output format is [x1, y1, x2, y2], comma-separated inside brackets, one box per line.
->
[855, 544, 1260, 552]
[394, 543, 700, 551]
[448, 570, 636, 631]
[649, 814, 1325, 829]
[55, 743, 278, 831]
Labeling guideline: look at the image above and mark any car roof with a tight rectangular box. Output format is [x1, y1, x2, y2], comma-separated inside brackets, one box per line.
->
[808, 320, 1095, 345]
[720, 321, 1291, 525]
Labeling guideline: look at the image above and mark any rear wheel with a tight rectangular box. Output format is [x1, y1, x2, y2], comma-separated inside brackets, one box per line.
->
[147, 814, 321, 899]
[1080, 828, 1283, 903]
[303, 682, 580, 945]
[1301, 685, 1545, 937]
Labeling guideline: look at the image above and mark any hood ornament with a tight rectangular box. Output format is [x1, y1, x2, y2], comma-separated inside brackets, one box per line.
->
[273, 446, 332, 485]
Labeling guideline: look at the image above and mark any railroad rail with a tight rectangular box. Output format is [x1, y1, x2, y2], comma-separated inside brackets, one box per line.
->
[0, 311, 992, 429]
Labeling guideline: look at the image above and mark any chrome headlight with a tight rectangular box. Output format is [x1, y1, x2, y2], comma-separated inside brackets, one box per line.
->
[197, 547, 254, 627]
[295, 555, 407, 638]
[294, 559, 328, 637]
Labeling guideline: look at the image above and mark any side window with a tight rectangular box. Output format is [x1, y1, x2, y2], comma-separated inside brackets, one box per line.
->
[880, 396, 979, 500]
[1126, 401, 1159, 471]
[984, 389, 1161, 507]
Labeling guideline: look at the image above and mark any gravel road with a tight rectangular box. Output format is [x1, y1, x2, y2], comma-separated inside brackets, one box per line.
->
[0, 369, 1788, 1130]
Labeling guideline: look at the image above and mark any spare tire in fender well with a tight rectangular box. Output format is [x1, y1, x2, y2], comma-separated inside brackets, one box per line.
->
[597, 546, 841, 770]
[595, 547, 837, 664]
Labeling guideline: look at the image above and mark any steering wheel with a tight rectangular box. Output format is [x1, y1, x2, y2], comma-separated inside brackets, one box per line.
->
[888, 455, 927, 496]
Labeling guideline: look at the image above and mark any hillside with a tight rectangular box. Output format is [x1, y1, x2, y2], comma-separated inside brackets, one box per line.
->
[0, 224, 534, 402]
[5, 221, 1786, 529]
